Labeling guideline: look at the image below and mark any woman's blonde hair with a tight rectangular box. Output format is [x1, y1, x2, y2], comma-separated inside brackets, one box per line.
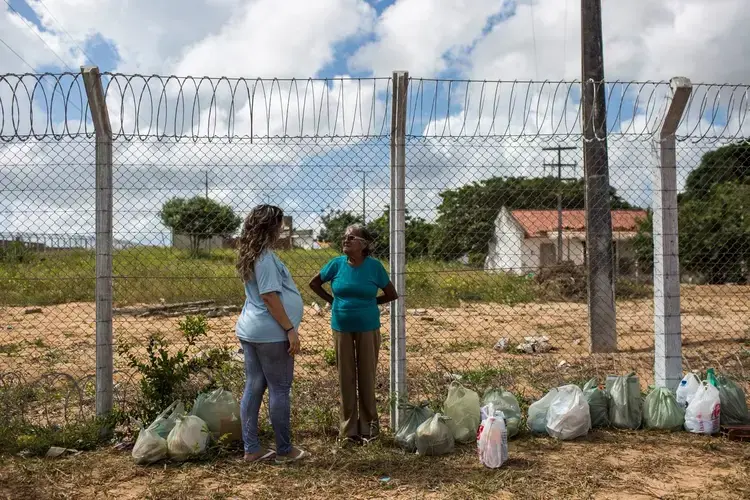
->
[236, 205, 284, 282]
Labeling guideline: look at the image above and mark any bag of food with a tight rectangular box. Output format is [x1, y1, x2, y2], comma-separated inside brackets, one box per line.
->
[685, 382, 721, 435]
[546, 385, 591, 440]
[675, 373, 701, 409]
[607, 373, 642, 430]
[527, 388, 558, 435]
[132, 427, 168, 465]
[395, 402, 434, 452]
[642, 387, 684, 431]
[167, 415, 210, 461]
[149, 401, 185, 439]
[582, 379, 609, 428]
[191, 389, 242, 442]
[482, 388, 522, 438]
[716, 376, 749, 425]
[415, 413, 454, 456]
[443, 383, 481, 443]
[477, 406, 508, 469]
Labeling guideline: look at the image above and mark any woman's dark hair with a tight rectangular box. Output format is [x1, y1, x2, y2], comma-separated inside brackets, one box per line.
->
[236, 205, 284, 281]
[346, 223, 374, 256]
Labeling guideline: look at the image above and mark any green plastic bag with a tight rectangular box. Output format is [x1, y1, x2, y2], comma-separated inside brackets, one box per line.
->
[191, 389, 242, 442]
[642, 387, 684, 431]
[717, 376, 749, 425]
[415, 413, 454, 456]
[607, 373, 642, 430]
[582, 379, 609, 428]
[149, 401, 185, 439]
[527, 388, 558, 435]
[443, 382, 481, 443]
[395, 402, 434, 452]
[483, 388, 522, 437]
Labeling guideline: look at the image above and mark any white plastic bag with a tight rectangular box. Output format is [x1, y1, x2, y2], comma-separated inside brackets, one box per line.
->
[685, 382, 721, 435]
[546, 385, 591, 440]
[527, 388, 558, 435]
[443, 383, 481, 443]
[676, 373, 701, 409]
[132, 427, 168, 465]
[167, 415, 210, 461]
[478, 405, 508, 469]
[415, 413, 455, 456]
[191, 389, 242, 442]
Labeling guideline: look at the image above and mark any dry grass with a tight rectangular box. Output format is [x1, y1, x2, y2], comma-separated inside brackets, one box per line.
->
[1, 432, 748, 499]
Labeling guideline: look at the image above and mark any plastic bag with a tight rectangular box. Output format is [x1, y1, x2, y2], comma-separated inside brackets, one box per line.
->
[546, 385, 591, 440]
[167, 415, 210, 461]
[477, 405, 508, 468]
[607, 373, 642, 430]
[582, 379, 609, 428]
[149, 401, 185, 439]
[676, 373, 701, 409]
[415, 413, 455, 456]
[395, 402, 434, 452]
[482, 388, 522, 438]
[191, 389, 242, 442]
[716, 376, 749, 425]
[443, 383, 481, 443]
[685, 382, 721, 434]
[527, 388, 558, 435]
[642, 387, 684, 431]
[132, 427, 168, 465]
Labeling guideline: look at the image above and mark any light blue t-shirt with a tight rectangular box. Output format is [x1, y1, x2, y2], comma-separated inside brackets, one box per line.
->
[235, 251, 304, 343]
[320, 256, 390, 333]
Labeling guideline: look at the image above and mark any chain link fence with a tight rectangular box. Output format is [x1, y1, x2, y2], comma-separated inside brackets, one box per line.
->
[1, 73, 748, 431]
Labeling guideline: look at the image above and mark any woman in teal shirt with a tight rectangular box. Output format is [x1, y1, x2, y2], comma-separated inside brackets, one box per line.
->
[310, 224, 398, 442]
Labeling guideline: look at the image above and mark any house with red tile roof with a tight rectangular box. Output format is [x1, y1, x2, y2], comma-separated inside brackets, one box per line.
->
[484, 207, 648, 274]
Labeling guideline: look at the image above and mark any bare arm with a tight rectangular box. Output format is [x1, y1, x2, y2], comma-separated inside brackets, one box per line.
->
[260, 292, 300, 355]
[377, 282, 399, 305]
[309, 274, 334, 304]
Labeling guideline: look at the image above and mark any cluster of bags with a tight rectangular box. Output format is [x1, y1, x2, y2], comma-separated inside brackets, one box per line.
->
[676, 372, 749, 434]
[528, 384, 592, 439]
[132, 388, 242, 465]
[396, 382, 519, 468]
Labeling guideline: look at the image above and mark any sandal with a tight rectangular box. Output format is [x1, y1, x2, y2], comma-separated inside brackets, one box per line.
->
[244, 449, 276, 463]
[275, 448, 309, 464]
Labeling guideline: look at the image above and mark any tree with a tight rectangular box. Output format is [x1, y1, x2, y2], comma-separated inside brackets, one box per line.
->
[160, 196, 241, 257]
[634, 142, 750, 283]
[366, 206, 434, 259]
[429, 176, 632, 261]
[317, 210, 363, 246]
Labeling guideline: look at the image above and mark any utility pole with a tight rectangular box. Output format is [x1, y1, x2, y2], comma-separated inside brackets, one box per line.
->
[543, 146, 577, 264]
[582, 0, 617, 353]
[356, 169, 368, 223]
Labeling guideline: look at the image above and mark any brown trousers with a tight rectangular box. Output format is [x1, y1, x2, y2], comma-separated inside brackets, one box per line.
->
[333, 329, 380, 438]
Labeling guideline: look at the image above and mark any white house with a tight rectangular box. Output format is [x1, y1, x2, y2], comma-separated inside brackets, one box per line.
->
[484, 207, 647, 275]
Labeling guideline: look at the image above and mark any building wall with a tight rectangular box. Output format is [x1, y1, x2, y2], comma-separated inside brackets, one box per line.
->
[172, 233, 226, 252]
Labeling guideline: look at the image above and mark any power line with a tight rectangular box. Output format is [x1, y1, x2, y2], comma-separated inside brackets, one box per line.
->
[3, 0, 74, 71]
[0, 35, 36, 72]
[35, 0, 98, 66]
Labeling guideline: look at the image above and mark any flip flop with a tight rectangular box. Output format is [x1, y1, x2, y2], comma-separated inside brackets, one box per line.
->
[244, 449, 276, 463]
[275, 448, 309, 464]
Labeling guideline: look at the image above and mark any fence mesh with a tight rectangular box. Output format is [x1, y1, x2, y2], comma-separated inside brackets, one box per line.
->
[1, 74, 748, 431]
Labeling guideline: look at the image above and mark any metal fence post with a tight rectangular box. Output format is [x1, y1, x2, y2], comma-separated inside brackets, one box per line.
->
[389, 71, 408, 430]
[653, 77, 691, 391]
[82, 66, 114, 417]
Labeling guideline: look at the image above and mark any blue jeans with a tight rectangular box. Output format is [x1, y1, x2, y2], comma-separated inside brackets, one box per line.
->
[239, 340, 294, 455]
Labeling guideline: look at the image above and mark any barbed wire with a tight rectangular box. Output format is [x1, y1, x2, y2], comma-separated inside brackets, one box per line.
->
[1, 73, 749, 141]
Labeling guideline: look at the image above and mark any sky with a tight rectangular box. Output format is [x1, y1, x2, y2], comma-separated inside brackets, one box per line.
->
[1, 0, 750, 246]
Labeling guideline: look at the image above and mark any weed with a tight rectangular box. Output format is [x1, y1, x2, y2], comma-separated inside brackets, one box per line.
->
[0, 342, 22, 356]
[322, 348, 337, 367]
[31, 338, 48, 348]
[459, 365, 509, 389]
[443, 340, 483, 353]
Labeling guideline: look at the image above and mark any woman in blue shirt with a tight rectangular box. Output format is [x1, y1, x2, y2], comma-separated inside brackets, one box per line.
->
[235, 205, 307, 463]
[309, 224, 398, 442]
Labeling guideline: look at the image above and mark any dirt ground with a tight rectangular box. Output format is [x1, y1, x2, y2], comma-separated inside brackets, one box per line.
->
[1, 285, 748, 388]
[1, 431, 748, 499]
